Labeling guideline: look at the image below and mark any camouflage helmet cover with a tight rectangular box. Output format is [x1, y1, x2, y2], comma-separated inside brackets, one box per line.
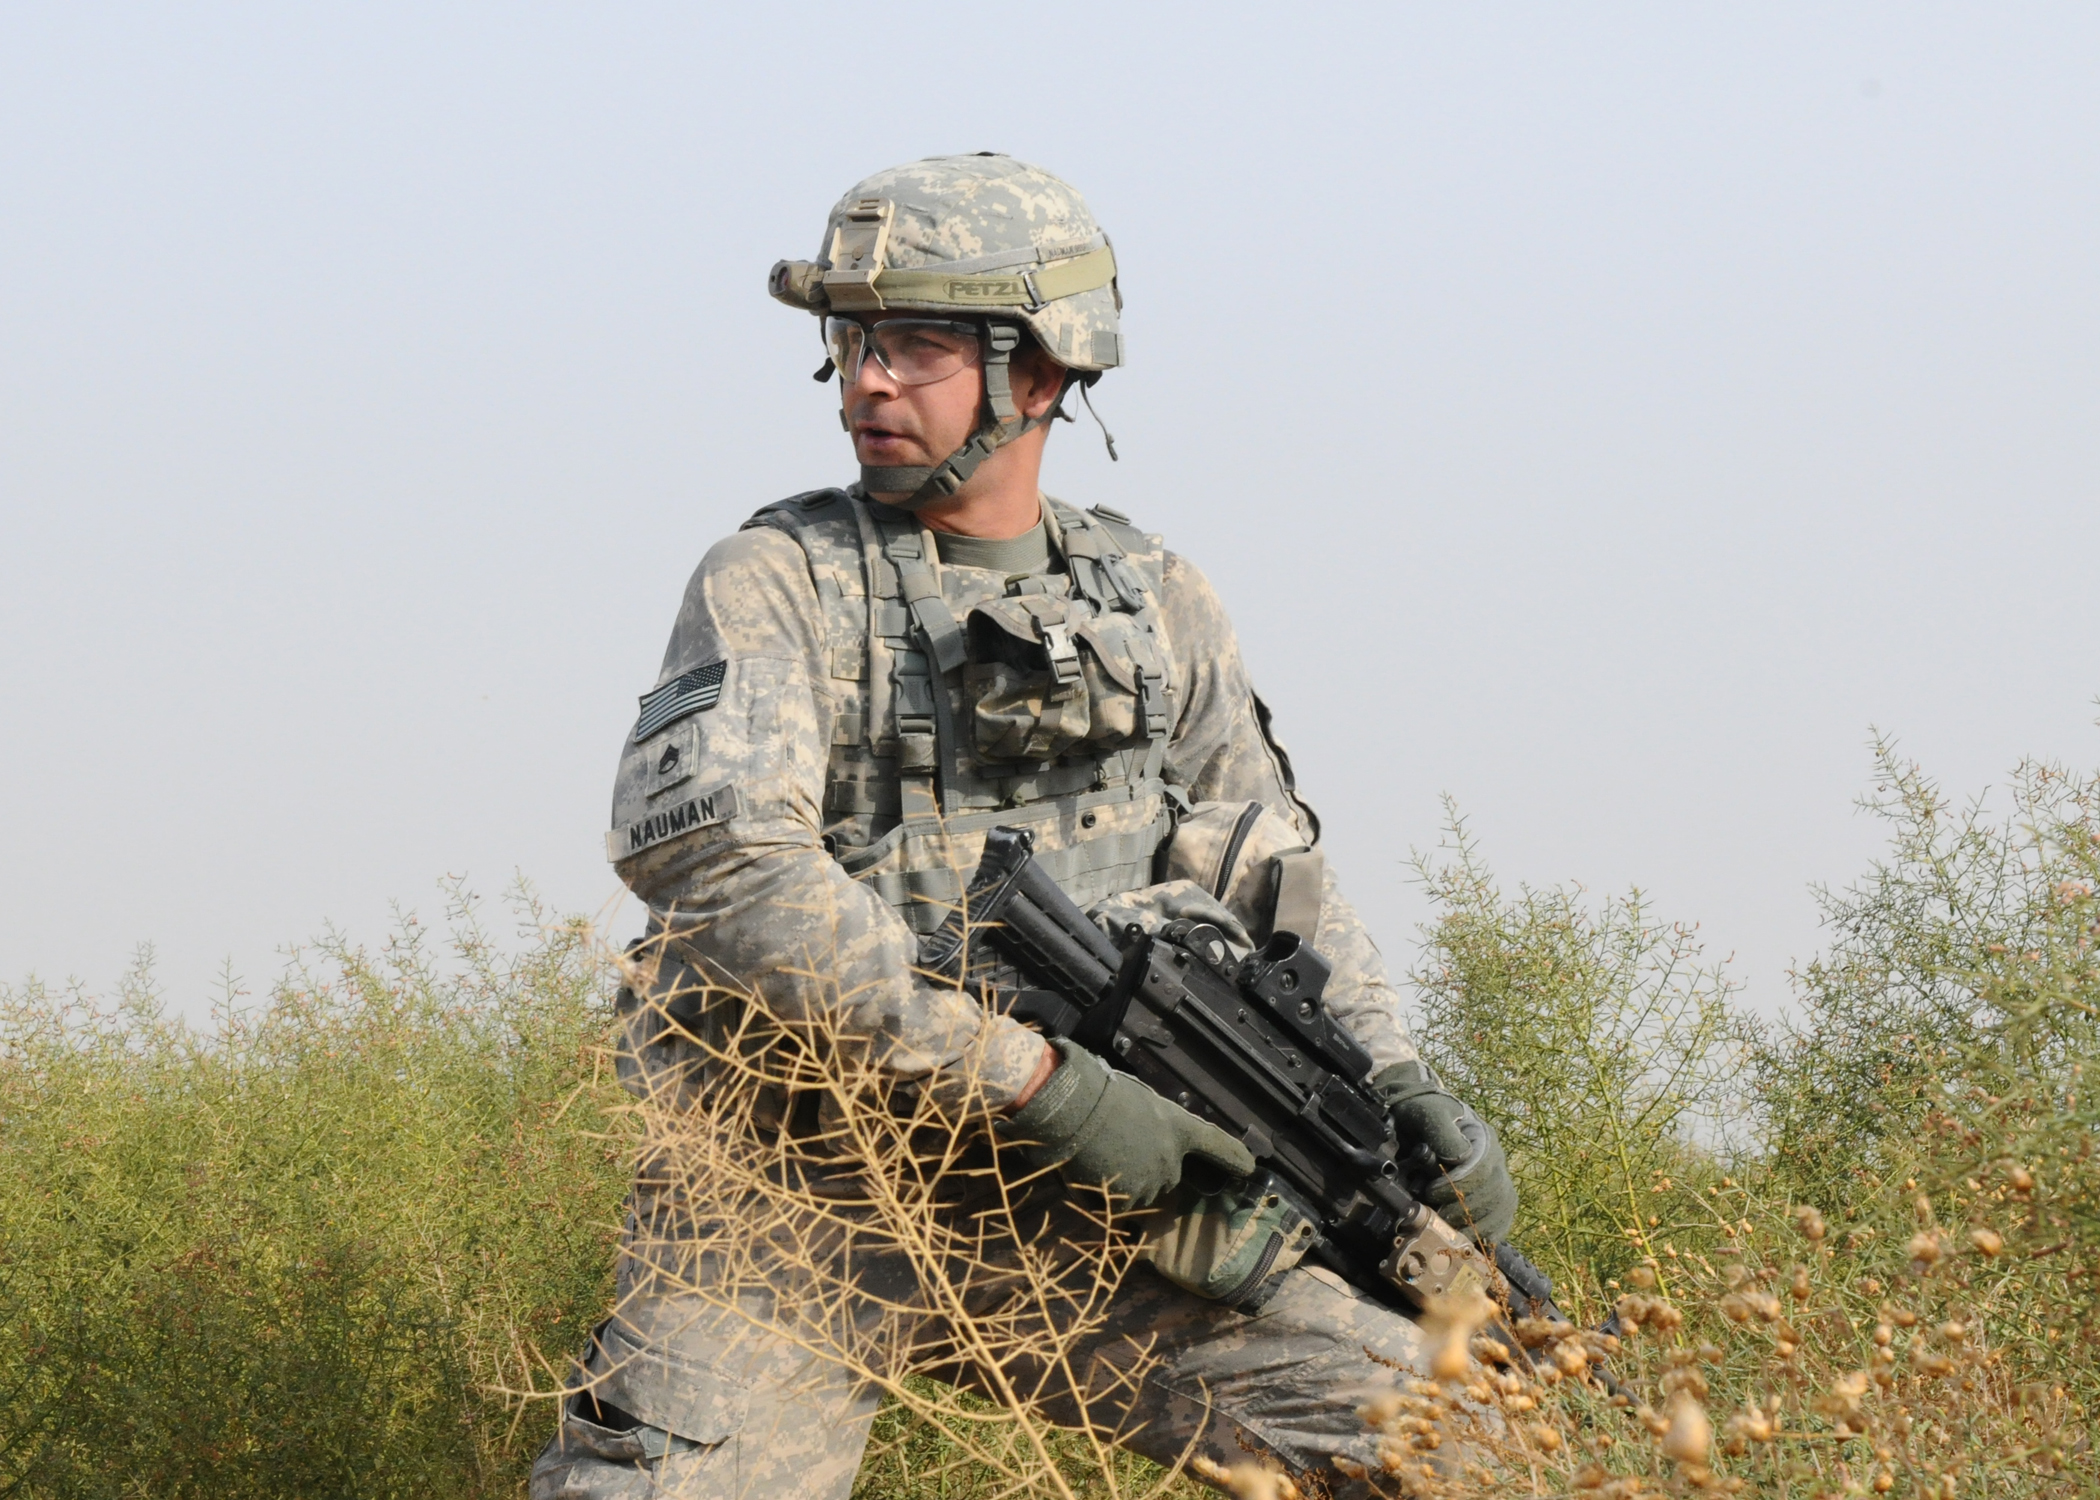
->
[769, 154, 1123, 372]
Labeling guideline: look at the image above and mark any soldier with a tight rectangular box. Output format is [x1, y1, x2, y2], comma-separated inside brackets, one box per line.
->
[533, 154, 1519, 1499]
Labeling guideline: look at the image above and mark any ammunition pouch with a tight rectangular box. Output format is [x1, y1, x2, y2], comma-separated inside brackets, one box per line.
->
[1138, 1171, 1318, 1309]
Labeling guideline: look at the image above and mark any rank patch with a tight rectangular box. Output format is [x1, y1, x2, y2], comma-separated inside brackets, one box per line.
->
[633, 660, 727, 741]
[640, 722, 698, 801]
[606, 782, 739, 861]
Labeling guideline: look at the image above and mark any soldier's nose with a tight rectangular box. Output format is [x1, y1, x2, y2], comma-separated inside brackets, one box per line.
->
[848, 354, 900, 397]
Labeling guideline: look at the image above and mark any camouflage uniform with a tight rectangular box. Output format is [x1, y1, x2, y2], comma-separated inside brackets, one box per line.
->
[533, 157, 1435, 1500]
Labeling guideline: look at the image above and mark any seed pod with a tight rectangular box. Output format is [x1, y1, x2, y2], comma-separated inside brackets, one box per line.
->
[1661, 1368, 1710, 1401]
[1727, 1406, 1774, 1444]
[1422, 1289, 1494, 1381]
[1514, 1316, 1561, 1349]
[1661, 1392, 1711, 1464]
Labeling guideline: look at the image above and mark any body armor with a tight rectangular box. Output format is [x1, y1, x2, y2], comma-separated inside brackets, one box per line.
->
[742, 487, 1176, 931]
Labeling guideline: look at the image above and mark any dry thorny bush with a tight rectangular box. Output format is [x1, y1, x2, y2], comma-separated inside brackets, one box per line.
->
[591, 926, 1196, 1500]
[1322, 1194, 2087, 1500]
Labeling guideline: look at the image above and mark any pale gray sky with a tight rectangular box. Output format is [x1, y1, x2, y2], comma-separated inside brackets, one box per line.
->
[4, 5, 2096, 1016]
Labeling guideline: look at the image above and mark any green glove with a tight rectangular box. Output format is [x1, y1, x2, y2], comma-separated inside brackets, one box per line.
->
[1001, 1039, 1257, 1209]
[1373, 1061, 1518, 1246]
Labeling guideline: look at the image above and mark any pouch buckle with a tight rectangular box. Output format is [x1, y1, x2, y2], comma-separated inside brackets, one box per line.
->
[1136, 664, 1169, 739]
[1037, 620, 1084, 687]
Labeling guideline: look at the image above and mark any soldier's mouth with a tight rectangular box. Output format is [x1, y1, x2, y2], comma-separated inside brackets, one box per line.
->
[856, 425, 917, 455]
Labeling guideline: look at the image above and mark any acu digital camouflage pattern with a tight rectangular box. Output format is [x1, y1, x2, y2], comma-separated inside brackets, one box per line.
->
[536, 484, 1441, 1497]
[773, 154, 1124, 373]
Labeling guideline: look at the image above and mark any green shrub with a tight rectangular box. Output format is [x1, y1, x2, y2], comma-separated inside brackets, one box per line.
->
[0, 882, 632, 1499]
[1392, 746, 2098, 1492]
[1756, 741, 2100, 1382]
[1408, 801, 1757, 1310]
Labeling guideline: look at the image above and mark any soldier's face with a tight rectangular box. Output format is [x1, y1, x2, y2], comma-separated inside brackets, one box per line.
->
[842, 314, 985, 473]
[842, 315, 1065, 483]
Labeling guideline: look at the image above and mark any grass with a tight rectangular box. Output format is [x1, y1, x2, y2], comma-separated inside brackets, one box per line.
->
[3, 739, 2097, 1495]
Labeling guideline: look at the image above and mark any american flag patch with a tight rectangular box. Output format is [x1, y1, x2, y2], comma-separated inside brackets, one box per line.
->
[633, 660, 727, 741]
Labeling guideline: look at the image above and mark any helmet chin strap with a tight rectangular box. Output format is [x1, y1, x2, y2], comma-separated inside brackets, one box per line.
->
[858, 321, 1077, 512]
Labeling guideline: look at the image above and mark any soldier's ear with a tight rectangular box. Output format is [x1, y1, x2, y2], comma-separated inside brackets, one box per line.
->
[1013, 343, 1069, 422]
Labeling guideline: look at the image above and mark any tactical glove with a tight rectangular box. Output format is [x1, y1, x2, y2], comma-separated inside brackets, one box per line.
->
[1087, 880, 1254, 952]
[1372, 1060, 1518, 1246]
[1001, 1038, 1256, 1209]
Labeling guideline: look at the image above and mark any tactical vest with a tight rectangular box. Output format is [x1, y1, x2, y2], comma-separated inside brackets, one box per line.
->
[742, 488, 1180, 934]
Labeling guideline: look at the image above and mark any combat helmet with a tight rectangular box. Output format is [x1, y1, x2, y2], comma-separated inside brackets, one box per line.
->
[769, 153, 1122, 508]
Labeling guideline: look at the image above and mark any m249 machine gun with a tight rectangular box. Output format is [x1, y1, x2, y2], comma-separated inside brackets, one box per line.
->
[920, 826, 1562, 1322]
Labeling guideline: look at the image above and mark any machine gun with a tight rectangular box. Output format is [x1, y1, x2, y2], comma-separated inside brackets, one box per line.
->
[920, 826, 1563, 1323]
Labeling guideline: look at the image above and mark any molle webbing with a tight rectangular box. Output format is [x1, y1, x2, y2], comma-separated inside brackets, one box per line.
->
[874, 500, 1172, 824]
[871, 511, 964, 812]
[1043, 501, 1171, 763]
[856, 806, 1172, 925]
[744, 488, 1178, 929]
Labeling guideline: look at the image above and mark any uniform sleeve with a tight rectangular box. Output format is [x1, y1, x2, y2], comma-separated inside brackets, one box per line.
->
[1157, 551, 1421, 1070]
[610, 528, 1047, 1107]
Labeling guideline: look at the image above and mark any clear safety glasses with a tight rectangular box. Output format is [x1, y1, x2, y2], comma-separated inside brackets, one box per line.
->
[823, 316, 983, 387]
